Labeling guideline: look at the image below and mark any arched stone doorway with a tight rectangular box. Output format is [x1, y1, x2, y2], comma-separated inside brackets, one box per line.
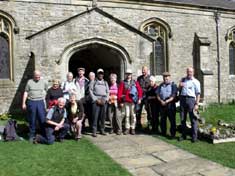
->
[69, 44, 124, 80]
[60, 38, 130, 81]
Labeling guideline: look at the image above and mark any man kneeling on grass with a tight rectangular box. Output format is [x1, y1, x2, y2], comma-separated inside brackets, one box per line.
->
[34, 97, 69, 144]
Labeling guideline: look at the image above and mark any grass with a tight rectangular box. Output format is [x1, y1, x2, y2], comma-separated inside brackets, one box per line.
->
[157, 103, 235, 169]
[0, 138, 131, 176]
[0, 113, 131, 176]
[1, 104, 235, 174]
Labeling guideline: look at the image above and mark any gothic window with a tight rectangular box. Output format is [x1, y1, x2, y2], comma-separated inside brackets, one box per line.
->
[0, 17, 12, 80]
[229, 42, 235, 75]
[155, 38, 165, 75]
[142, 21, 169, 75]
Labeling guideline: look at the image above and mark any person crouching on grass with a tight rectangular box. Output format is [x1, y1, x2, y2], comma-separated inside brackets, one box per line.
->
[34, 97, 69, 144]
[66, 94, 85, 141]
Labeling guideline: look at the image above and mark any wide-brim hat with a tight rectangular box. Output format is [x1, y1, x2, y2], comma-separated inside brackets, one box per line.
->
[125, 69, 132, 74]
[162, 72, 171, 76]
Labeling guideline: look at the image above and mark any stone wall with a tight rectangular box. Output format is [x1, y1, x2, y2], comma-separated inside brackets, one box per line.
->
[0, 1, 87, 113]
[29, 8, 152, 80]
[0, 0, 235, 113]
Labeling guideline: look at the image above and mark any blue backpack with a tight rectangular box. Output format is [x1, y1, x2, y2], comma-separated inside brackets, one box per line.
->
[130, 84, 138, 103]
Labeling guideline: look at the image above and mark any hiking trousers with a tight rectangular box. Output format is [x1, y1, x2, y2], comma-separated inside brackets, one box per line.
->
[27, 99, 46, 138]
[124, 103, 136, 130]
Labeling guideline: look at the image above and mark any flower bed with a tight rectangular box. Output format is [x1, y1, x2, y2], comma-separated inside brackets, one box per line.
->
[198, 120, 235, 144]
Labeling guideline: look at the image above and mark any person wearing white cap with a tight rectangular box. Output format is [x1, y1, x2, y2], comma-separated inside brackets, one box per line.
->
[145, 76, 160, 134]
[89, 68, 109, 137]
[117, 68, 143, 135]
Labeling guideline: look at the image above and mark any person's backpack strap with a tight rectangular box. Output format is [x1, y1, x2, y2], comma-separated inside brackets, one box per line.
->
[62, 81, 67, 91]
[171, 81, 179, 102]
[104, 81, 109, 94]
[93, 79, 97, 90]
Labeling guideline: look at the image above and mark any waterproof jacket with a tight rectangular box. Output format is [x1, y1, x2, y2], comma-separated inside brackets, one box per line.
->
[118, 79, 143, 103]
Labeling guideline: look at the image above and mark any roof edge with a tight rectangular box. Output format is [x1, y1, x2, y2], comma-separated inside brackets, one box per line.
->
[26, 7, 154, 42]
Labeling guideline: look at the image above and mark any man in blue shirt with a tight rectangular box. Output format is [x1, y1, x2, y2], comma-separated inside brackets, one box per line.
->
[157, 72, 177, 138]
[178, 67, 201, 143]
[34, 97, 69, 144]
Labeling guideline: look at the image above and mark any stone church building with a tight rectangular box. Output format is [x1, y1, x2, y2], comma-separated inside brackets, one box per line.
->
[0, 0, 235, 113]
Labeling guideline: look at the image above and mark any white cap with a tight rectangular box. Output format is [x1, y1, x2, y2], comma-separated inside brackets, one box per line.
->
[97, 68, 104, 73]
[125, 68, 132, 74]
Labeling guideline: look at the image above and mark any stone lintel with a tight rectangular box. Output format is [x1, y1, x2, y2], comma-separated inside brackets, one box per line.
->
[201, 70, 213, 75]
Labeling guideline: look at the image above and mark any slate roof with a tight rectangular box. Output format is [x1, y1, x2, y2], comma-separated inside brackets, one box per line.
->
[131, 0, 235, 11]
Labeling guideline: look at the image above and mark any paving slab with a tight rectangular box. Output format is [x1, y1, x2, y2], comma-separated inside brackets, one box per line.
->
[92, 137, 137, 150]
[141, 143, 176, 154]
[86, 133, 235, 176]
[152, 157, 220, 176]
[199, 167, 235, 176]
[129, 167, 161, 176]
[126, 134, 164, 147]
[105, 146, 142, 159]
[116, 154, 163, 169]
[152, 148, 197, 162]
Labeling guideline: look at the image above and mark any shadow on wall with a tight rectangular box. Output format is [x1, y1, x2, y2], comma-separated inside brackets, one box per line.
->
[193, 33, 204, 100]
[8, 52, 35, 117]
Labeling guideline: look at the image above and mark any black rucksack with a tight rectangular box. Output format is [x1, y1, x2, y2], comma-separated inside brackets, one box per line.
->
[3, 119, 18, 141]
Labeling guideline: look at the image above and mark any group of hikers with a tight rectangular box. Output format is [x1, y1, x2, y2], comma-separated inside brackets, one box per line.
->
[21, 66, 201, 144]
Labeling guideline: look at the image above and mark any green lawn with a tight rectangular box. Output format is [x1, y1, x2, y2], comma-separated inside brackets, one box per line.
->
[0, 139, 131, 176]
[158, 104, 235, 169]
[0, 114, 131, 176]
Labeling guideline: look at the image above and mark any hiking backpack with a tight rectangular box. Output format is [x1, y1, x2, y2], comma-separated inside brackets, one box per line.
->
[3, 119, 18, 141]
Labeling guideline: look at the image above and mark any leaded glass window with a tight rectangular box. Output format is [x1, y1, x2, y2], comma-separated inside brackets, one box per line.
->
[229, 42, 235, 75]
[0, 34, 10, 78]
[0, 17, 11, 80]
[143, 22, 168, 75]
[155, 38, 164, 75]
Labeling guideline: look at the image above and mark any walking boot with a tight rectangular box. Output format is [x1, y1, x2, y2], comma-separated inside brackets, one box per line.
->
[92, 132, 97, 137]
[123, 129, 129, 135]
[130, 128, 135, 135]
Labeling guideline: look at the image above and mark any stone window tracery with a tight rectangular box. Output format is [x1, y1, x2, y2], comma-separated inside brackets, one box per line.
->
[227, 28, 235, 75]
[142, 21, 169, 75]
[229, 42, 235, 75]
[0, 16, 12, 80]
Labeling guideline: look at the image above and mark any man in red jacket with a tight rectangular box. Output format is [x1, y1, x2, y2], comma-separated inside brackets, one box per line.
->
[118, 69, 142, 135]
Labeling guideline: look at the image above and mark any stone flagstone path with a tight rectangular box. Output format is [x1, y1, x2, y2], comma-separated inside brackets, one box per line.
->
[86, 134, 235, 176]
